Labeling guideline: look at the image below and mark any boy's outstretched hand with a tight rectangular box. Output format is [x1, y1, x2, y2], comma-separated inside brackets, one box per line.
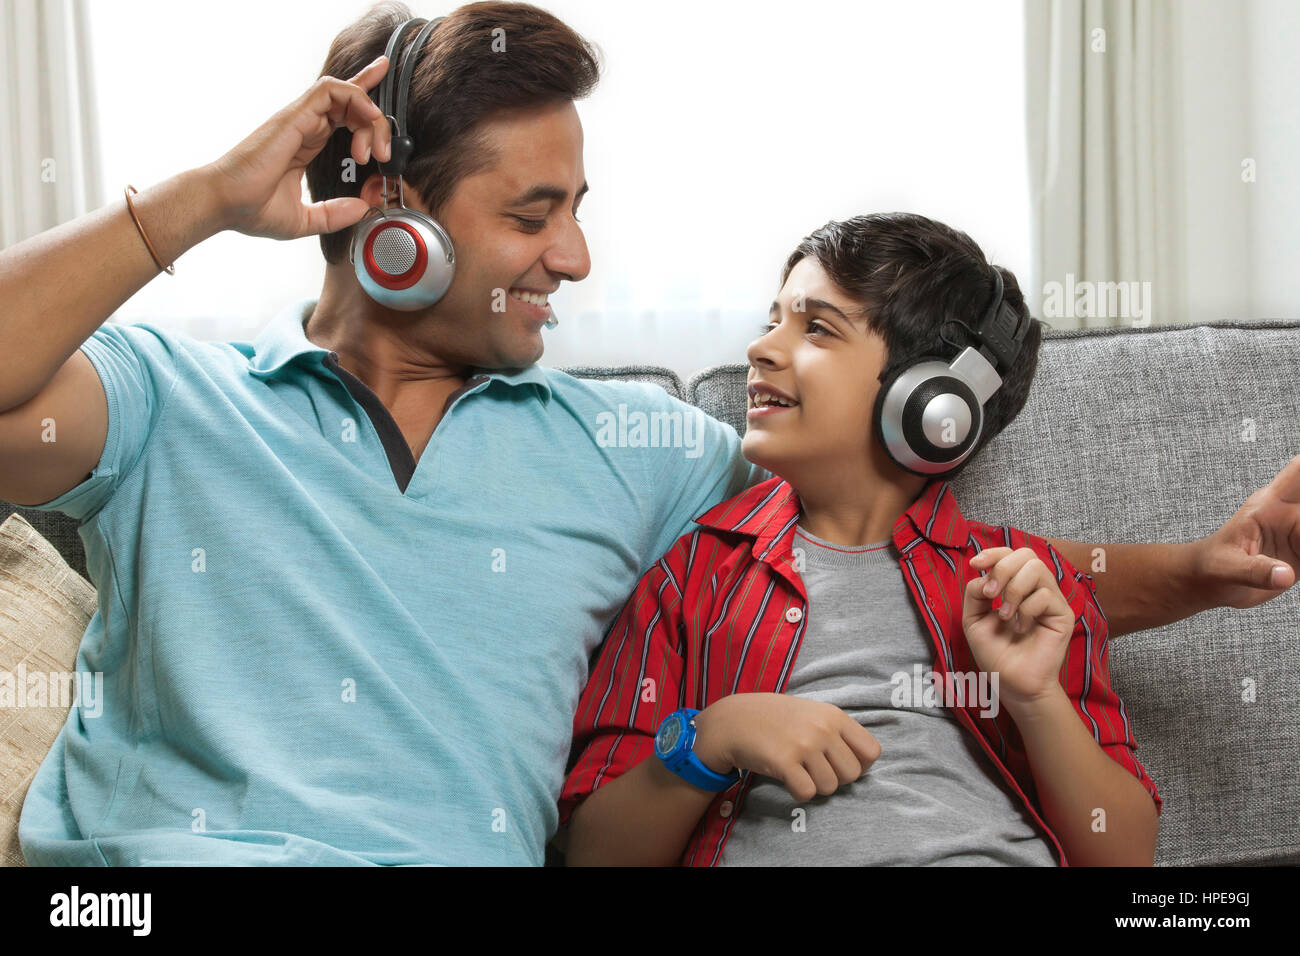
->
[963, 547, 1075, 712]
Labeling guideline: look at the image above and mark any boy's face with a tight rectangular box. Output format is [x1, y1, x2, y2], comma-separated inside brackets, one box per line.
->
[382, 99, 591, 369]
[742, 257, 891, 480]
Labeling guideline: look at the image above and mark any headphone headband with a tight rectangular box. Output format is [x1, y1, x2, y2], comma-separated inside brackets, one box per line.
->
[350, 16, 457, 311]
[939, 266, 1029, 377]
[374, 16, 443, 178]
[874, 262, 1033, 476]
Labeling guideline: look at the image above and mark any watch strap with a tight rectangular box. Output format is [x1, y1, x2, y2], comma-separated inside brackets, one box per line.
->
[657, 708, 740, 792]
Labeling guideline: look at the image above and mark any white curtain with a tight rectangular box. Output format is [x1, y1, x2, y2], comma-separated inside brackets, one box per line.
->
[1025, 0, 1185, 329]
[0, 0, 102, 247]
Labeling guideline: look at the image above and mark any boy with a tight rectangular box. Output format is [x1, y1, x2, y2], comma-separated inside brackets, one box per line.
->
[556, 213, 1162, 866]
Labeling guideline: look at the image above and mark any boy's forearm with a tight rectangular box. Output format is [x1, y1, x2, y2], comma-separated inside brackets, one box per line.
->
[565, 755, 719, 866]
[1045, 538, 1204, 637]
[1007, 689, 1158, 866]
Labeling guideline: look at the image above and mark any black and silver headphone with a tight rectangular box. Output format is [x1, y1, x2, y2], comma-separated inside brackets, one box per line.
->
[349, 16, 456, 311]
[872, 267, 1031, 476]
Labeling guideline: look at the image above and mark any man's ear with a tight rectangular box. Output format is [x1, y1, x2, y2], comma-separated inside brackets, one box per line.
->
[359, 173, 431, 214]
[359, 173, 396, 209]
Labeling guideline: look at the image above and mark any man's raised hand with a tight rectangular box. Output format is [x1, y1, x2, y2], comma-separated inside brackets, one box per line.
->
[203, 56, 394, 241]
[1192, 454, 1300, 610]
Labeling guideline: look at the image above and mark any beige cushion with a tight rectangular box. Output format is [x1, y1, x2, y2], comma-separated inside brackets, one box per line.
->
[0, 513, 95, 866]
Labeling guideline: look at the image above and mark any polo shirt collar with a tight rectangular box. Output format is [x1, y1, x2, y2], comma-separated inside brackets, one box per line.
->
[694, 473, 970, 565]
[247, 297, 552, 402]
[248, 298, 329, 379]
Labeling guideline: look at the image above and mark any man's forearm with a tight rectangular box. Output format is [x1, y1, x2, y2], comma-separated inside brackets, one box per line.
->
[1008, 689, 1158, 866]
[1046, 538, 1206, 637]
[0, 166, 228, 412]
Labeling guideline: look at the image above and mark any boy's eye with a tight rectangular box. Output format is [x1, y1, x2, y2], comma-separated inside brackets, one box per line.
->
[759, 319, 831, 336]
[513, 216, 546, 232]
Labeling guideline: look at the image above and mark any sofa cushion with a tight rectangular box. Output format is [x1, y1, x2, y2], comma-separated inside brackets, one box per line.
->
[0, 506, 88, 582]
[0, 513, 96, 867]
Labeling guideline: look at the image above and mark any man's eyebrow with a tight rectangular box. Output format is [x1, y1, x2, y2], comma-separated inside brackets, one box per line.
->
[507, 181, 589, 206]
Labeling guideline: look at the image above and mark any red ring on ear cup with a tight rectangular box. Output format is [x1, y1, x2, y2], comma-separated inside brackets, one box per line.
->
[363, 220, 428, 290]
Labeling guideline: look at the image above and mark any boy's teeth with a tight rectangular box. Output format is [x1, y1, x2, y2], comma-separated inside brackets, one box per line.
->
[508, 288, 548, 306]
[755, 393, 795, 407]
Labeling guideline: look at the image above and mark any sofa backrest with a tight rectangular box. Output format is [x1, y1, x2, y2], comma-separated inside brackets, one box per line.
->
[4, 320, 1299, 866]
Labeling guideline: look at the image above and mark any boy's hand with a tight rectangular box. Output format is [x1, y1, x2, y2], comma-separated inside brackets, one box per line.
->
[963, 547, 1076, 712]
[692, 693, 882, 804]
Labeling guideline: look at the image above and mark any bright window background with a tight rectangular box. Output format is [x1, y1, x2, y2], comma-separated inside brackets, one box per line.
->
[87, 0, 1029, 378]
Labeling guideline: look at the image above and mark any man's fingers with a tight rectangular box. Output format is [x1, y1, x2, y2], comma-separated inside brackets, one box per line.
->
[313, 76, 392, 165]
[1221, 548, 1296, 591]
[351, 125, 373, 165]
[346, 58, 394, 161]
[317, 76, 382, 132]
[1263, 453, 1300, 505]
[349, 59, 394, 162]
[298, 196, 370, 238]
[347, 54, 390, 90]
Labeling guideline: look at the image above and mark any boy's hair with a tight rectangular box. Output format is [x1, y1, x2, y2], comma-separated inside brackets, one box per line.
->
[306, 1, 602, 266]
[780, 212, 1044, 477]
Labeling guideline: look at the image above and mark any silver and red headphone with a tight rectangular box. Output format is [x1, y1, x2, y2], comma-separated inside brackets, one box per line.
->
[873, 267, 1032, 476]
[349, 16, 456, 311]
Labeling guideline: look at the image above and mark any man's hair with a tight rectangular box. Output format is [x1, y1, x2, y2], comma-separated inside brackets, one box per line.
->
[306, 1, 601, 265]
[780, 212, 1045, 477]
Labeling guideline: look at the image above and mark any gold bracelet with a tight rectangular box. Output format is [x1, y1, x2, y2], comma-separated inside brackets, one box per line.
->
[124, 184, 175, 275]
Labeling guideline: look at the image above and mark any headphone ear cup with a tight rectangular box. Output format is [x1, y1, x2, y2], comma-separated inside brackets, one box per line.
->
[872, 363, 908, 466]
[351, 208, 455, 311]
[874, 356, 983, 476]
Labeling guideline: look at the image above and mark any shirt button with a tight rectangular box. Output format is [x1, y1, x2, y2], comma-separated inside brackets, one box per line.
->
[785, 607, 803, 623]
[719, 800, 734, 818]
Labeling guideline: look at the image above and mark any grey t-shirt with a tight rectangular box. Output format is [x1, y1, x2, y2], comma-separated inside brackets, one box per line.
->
[715, 524, 1058, 866]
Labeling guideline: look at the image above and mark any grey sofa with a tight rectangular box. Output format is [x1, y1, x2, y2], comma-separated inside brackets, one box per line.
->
[5, 319, 1299, 866]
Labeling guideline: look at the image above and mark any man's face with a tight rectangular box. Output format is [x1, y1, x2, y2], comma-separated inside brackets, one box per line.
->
[742, 257, 891, 481]
[371, 99, 590, 369]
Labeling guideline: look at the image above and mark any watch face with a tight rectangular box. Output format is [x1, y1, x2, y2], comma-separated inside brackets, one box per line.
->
[656, 715, 683, 756]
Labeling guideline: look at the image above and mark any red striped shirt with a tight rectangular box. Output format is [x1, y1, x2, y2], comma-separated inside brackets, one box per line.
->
[558, 476, 1163, 866]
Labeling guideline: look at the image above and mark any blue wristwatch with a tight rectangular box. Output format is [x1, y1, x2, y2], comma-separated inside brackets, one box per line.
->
[655, 708, 741, 792]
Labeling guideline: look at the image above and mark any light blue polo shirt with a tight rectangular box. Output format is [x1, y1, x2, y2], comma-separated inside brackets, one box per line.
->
[19, 298, 760, 866]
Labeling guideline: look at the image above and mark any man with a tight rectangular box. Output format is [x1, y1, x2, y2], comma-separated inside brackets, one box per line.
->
[0, 1, 1294, 865]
